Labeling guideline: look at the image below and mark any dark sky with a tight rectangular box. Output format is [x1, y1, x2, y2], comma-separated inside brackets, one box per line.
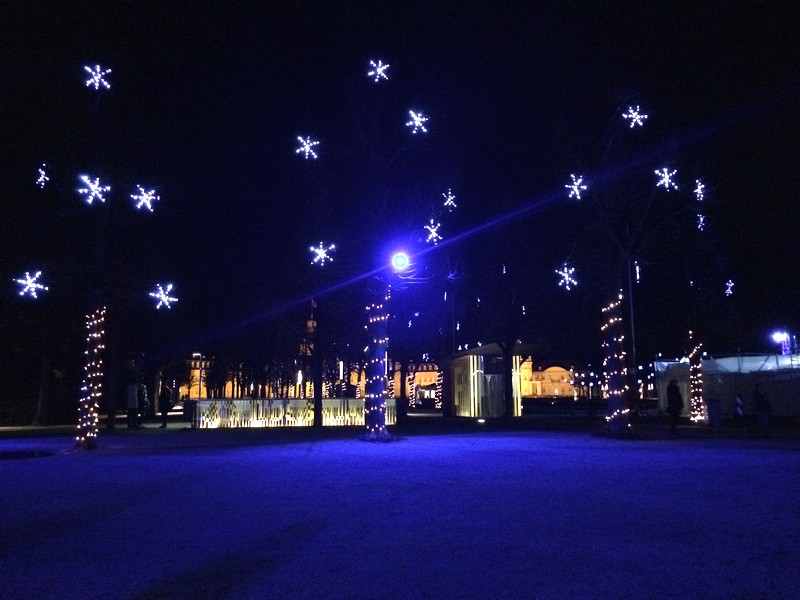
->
[1, 1, 798, 378]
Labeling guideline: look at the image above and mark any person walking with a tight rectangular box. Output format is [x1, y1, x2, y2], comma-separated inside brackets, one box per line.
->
[158, 383, 173, 429]
[666, 379, 683, 436]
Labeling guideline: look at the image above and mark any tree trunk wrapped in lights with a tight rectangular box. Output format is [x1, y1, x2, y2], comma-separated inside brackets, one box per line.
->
[602, 292, 630, 434]
[363, 291, 392, 440]
[688, 330, 705, 422]
[76, 306, 105, 449]
[435, 370, 444, 409]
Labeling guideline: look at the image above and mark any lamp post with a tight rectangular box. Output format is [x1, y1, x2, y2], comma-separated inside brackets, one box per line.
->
[771, 331, 792, 356]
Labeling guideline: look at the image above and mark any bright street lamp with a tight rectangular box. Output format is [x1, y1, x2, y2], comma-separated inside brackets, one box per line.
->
[771, 331, 792, 355]
[391, 251, 409, 271]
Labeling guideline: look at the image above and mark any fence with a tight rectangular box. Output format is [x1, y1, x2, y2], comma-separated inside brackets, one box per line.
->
[192, 397, 396, 429]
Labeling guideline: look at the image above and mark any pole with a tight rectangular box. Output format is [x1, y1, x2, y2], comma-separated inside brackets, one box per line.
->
[626, 258, 638, 403]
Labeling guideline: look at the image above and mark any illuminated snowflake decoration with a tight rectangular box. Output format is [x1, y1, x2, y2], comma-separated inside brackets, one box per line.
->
[36, 164, 49, 189]
[367, 60, 390, 82]
[78, 175, 111, 204]
[405, 110, 429, 134]
[655, 168, 678, 191]
[725, 280, 734, 297]
[555, 262, 577, 290]
[84, 64, 111, 90]
[424, 219, 442, 245]
[697, 214, 706, 231]
[15, 271, 48, 298]
[295, 136, 320, 159]
[310, 242, 336, 265]
[131, 186, 159, 212]
[622, 105, 648, 128]
[443, 188, 457, 211]
[149, 283, 178, 309]
[565, 174, 587, 199]
[694, 179, 705, 202]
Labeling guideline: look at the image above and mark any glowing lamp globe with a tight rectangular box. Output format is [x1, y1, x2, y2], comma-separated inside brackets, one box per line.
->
[771, 331, 791, 355]
[391, 252, 409, 271]
[771, 332, 788, 344]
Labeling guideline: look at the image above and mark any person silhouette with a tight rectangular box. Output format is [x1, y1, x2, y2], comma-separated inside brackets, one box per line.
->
[666, 379, 683, 436]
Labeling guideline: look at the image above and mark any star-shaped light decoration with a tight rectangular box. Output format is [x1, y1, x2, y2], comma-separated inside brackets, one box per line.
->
[295, 136, 320, 159]
[149, 283, 178, 309]
[15, 271, 48, 298]
[555, 262, 577, 290]
[367, 59, 390, 82]
[310, 242, 336, 265]
[694, 179, 705, 203]
[442, 188, 457, 211]
[725, 280, 734, 297]
[131, 185, 159, 212]
[78, 175, 111, 204]
[565, 174, 587, 199]
[405, 110, 429, 134]
[36, 164, 50, 189]
[424, 218, 442, 245]
[697, 214, 706, 231]
[622, 105, 648, 128]
[654, 168, 678, 191]
[84, 64, 111, 90]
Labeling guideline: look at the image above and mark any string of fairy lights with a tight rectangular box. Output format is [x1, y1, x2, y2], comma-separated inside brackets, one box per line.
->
[76, 307, 105, 448]
[11, 64, 180, 447]
[601, 292, 630, 428]
[688, 331, 705, 422]
[12, 56, 745, 433]
[364, 295, 390, 437]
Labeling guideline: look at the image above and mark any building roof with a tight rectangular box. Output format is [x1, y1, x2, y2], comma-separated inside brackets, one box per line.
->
[451, 342, 538, 359]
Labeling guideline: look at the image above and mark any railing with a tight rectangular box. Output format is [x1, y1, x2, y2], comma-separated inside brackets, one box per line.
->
[192, 397, 396, 429]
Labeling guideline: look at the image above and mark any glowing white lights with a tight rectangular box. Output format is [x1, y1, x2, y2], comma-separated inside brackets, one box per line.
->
[36, 164, 49, 189]
[771, 331, 791, 355]
[688, 331, 705, 422]
[725, 279, 734, 296]
[697, 214, 706, 231]
[149, 283, 178, 309]
[424, 218, 442, 244]
[555, 262, 577, 290]
[622, 105, 648, 128]
[694, 179, 705, 202]
[405, 110, 429, 134]
[695, 179, 705, 230]
[364, 294, 391, 438]
[84, 64, 111, 90]
[131, 185, 159, 212]
[15, 271, 48, 298]
[654, 168, 678, 191]
[443, 188, 457, 211]
[367, 59, 390, 82]
[391, 252, 409, 270]
[601, 292, 629, 428]
[310, 242, 336, 265]
[295, 136, 320, 159]
[78, 175, 111, 204]
[565, 174, 587, 200]
[77, 307, 105, 449]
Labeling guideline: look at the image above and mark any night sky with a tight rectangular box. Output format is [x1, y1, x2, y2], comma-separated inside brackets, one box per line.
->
[1, 1, 798, 392]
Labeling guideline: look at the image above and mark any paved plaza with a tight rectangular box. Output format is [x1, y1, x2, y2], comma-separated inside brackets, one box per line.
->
[1, 422, 798, 599]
